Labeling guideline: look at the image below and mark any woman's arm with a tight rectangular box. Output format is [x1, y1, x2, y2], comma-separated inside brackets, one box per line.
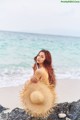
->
[30, 76, 38, 83]
[30, 69, 42, 83]
[32, 63, 38, 73]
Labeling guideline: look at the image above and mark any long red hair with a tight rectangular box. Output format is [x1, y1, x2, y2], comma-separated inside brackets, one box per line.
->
[34, 49, 56, 86]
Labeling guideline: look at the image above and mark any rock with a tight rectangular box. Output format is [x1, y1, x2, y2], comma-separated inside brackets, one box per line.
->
[0, 99, 80, 120]
[8, 108, 30, 120]
[66, 117, 71, 120]
[58, 113, 66, 118]
[0, 112, 9, 120]
[0, 105, 8, 113]
[67, 100, 80, 120]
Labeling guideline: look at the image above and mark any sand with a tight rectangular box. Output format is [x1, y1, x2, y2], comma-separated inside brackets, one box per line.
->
[56, 79, 80, 103]
[0, 85, 23, 110]
[0, 79, 80, 110]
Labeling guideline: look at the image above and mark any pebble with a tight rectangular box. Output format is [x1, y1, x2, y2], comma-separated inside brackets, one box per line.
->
[58, 113, 66, 118]
[66, 117, 71, 120]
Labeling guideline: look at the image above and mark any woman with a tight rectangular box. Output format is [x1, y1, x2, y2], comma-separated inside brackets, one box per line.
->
[20, 49, 56, 118]
[32, 49, 56, 86]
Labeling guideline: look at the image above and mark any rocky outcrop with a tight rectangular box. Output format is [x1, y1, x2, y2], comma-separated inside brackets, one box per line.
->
[0, 99, 80, 120]
[0, 105, 8, 113]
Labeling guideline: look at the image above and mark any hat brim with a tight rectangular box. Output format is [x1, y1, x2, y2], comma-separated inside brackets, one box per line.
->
[20, 81, 56, 117]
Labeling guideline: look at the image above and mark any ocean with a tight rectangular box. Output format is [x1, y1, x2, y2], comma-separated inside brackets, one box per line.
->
[0, 31, 80, 88]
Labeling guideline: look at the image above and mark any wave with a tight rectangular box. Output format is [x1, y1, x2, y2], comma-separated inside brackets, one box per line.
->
[0, 68, 33, 88]
[0, 68, 80, 88]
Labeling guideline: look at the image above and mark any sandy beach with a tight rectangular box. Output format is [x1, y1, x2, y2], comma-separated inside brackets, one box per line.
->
[0, 85, 23, 110]
[0, 79, 80, 110]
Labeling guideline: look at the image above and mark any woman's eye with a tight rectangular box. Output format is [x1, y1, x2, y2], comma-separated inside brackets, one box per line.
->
[38, 55, 44, 58]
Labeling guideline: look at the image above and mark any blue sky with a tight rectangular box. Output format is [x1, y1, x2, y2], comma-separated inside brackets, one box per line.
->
[0, 0, 80, 36]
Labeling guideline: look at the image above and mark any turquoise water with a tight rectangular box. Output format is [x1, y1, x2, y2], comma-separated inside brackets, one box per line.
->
[0, 31, 80, 87]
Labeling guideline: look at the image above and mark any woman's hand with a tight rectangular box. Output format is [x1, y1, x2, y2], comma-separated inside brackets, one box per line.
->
[30, 76, 38, 83]
[32, 63, 37, 72]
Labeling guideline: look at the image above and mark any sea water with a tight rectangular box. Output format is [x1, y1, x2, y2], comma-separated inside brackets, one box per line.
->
[0, 31, 80, 87]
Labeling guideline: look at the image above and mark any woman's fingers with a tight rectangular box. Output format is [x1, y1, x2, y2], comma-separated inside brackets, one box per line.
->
[31, 76, 38, 83]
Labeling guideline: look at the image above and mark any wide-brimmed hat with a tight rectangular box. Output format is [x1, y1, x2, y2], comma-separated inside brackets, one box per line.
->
[20, 81, 56, 118]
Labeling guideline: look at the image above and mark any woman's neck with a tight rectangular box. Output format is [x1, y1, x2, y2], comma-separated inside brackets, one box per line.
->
[39, 64, 44, 68]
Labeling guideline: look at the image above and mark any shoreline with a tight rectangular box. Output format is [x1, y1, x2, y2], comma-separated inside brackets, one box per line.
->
[0, 79, 80, 110]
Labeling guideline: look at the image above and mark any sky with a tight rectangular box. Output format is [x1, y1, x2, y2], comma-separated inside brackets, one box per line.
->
[0, 0, 80, 37]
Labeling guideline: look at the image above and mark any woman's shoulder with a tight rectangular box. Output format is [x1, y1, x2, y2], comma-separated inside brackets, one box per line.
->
[35, 67, 47, 74]
[35, 68, 48, 78]
[35, 68, 43, 74]
[35, 68, 42, 73]
[34, 68, 42, 78]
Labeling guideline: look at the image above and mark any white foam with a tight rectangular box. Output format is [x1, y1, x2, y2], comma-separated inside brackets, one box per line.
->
[0, 68, 80, 88]
[56, 69, 80, 80]
[0, 68, 33, 88]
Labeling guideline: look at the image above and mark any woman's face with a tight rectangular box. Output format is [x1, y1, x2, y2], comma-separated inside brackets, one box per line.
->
[36, 52, 46, 64]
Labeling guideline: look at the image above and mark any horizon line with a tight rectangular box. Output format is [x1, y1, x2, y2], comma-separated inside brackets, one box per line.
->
[0, 29, 80, 38]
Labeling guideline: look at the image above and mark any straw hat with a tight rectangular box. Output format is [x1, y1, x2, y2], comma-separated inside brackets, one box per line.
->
[20, 81, 56, 118]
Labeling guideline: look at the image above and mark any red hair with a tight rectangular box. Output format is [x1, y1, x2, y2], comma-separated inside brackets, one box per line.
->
[34, 49, 56, 86]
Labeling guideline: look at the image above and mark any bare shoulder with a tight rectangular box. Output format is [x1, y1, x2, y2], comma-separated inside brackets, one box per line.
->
[34, 69, 42, 77]
[34, 68, 42, 76]
[34, 68, 45, 75]
[34, 68, 48, 80]
[41, 67, 48, 73]
[37, 68, 48, 76]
